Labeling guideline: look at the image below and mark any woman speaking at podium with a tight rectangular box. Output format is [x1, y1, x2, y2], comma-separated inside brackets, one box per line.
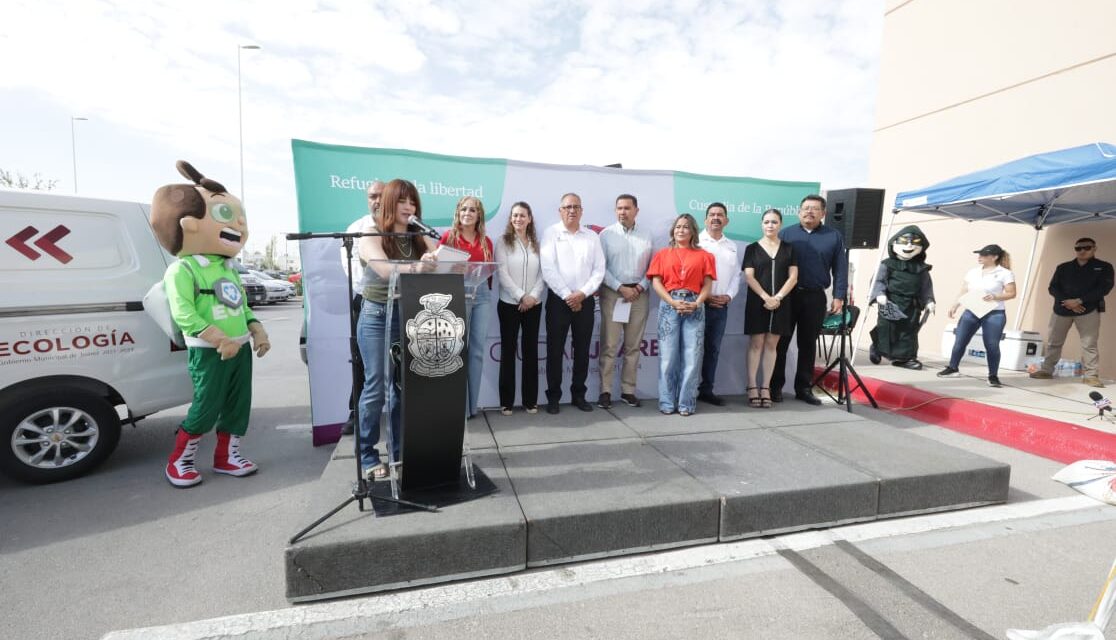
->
[356, 179, 438, 480]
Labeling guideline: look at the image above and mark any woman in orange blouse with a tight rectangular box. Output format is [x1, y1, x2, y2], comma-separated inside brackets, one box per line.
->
[647, 214, 717, 416]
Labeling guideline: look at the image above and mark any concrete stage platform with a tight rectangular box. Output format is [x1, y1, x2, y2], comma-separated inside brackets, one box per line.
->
[285, 398, 1010, 602]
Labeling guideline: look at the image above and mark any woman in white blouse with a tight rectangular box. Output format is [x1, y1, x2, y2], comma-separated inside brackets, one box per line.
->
[937, 244, 1016, 387]
[494, 202, 545, 415]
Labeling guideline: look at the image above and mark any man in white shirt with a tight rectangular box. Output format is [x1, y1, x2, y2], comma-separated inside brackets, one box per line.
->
[596, 194, 653, 409]
[540, 192, 606, 414]
[697, 202, 742, 406]
[339, 180, 383, 434]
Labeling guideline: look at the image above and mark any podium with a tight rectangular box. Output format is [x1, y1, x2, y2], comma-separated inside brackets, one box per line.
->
[372, 259, 501, 499]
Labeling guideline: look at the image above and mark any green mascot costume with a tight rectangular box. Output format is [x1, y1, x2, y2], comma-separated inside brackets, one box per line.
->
[150, 161, 270, 488]
[868, 225, 935, 370]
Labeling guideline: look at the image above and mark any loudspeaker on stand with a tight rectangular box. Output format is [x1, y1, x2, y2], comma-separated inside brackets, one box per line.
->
[825, 188, 885, 249]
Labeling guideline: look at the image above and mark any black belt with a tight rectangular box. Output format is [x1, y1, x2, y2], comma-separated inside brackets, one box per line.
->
[796, 286, 823, 292]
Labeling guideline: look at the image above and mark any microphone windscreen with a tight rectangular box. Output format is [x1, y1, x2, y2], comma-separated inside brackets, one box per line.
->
[1089, 391, 1105, 401]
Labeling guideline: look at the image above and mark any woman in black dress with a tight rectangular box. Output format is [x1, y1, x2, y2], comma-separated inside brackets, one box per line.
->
[742, 209, 798, 407]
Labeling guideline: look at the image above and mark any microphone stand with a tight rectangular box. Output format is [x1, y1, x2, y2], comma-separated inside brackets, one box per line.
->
[1088, 404, 1115, 423]
[287, 229, 436, 546]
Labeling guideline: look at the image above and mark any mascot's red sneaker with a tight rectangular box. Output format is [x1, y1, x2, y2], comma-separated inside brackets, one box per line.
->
[213, 432, 258, 477]
[166, 429, 203, 487]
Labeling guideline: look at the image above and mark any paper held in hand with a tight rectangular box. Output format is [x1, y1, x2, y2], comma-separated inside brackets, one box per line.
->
[433, 245, 470, 262]
[958, 289, 998, 318]
[612, 299, 632, 323]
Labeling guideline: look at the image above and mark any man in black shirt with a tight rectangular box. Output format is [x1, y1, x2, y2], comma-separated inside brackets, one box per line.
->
[1030, 237, 1113, 387]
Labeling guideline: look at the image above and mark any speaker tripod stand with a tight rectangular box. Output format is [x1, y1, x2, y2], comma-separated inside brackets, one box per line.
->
[286, 230, 436, 546]
[813, 306, 876, 412]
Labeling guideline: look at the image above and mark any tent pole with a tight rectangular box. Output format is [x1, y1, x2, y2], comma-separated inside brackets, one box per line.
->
[1014, 225, 1042, 331]
[851, 210, 898, 360]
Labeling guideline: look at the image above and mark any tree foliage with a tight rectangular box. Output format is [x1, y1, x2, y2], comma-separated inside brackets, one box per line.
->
[0, 169, 60, 191]
[262, 235, 279, 270]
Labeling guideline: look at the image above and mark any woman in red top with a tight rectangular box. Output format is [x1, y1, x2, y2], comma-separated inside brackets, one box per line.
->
[647, 213, 717, 416]
[439, 196, 495, 418]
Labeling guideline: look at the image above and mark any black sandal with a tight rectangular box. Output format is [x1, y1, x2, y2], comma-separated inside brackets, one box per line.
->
[747, 387, 762, 408]
[759, 387, 773, 409]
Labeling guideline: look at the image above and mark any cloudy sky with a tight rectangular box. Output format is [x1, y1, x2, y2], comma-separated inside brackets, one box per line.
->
[0, 0, 883, 255]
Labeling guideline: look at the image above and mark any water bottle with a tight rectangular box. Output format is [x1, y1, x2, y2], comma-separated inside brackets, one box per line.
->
[1055, 359, 1069, 377]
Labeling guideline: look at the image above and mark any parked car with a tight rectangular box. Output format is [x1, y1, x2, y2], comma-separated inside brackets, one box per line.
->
[232, 261, 268, 306]
[0, 191, 194, 482]
[250, 269, 295, 303]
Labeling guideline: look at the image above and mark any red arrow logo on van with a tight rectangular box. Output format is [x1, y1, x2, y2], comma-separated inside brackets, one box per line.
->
[5, 225, 73, 264]
[34, 225, 74, 263]
[6, 226, 39, 260]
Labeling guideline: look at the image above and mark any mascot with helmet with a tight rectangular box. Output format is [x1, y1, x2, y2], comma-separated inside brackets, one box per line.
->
[150, 161, 270, 488]
[868, 225, 935, 370]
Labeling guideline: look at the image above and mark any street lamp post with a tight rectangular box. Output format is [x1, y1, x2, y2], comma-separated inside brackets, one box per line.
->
[70, 116, 88, 193]
[237, 44, 260, 204]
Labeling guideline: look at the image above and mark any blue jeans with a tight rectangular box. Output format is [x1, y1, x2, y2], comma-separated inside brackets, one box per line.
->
[949, 309, 1007, 376]
[465, 284, 493, 417]
[698, 303, 728, 396]
[658, 291, 706, 413]
[356, 299, 401, 471]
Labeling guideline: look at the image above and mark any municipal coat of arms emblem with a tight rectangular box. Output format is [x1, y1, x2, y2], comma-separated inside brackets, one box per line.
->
[405, 293, 466, 377]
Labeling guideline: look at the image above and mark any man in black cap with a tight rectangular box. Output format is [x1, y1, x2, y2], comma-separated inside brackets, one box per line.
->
[1030, 237, 1113, 387]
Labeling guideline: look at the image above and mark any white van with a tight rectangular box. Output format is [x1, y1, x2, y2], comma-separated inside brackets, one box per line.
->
[0, 191, 195, 483]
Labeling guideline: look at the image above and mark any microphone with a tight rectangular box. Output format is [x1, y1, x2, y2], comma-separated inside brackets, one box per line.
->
[1089, 391, 1113, 413]
[407, 215, 440, 240]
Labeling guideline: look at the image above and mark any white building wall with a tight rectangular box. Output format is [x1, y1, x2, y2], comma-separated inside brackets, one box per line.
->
[862, 0, 1116, 375]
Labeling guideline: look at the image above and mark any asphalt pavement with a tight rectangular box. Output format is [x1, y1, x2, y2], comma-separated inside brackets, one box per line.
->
[4, 300, 1116, 640]
[0, 302, 330, 640]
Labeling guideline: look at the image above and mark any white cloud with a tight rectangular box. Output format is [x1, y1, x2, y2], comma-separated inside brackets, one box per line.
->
[0, 0, 884, 251]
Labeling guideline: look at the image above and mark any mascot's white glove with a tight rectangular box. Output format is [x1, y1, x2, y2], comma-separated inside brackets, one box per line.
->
[926, 301, 936, 314]
[876, 294, 888, 306]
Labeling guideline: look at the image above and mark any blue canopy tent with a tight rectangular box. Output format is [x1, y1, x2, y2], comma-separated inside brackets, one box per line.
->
[889, 142, 1116, 329]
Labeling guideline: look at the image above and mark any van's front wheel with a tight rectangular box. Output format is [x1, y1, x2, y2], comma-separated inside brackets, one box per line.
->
[0, 389, 122, 483]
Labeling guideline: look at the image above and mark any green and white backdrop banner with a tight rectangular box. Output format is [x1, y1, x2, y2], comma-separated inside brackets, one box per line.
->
[292, 140, 819, 442]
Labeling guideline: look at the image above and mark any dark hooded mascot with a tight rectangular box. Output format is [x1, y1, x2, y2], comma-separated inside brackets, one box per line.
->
[868, 225, 935, 369]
